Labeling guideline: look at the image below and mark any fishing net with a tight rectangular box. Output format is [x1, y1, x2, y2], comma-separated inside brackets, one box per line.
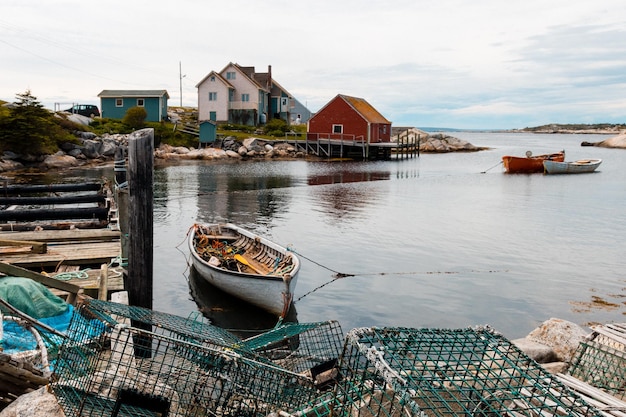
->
[51, 300, 341, 417]
[293, 326, 604, 417]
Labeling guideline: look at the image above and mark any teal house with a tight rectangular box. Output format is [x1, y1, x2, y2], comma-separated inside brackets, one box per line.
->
[97, 90, 169, 122]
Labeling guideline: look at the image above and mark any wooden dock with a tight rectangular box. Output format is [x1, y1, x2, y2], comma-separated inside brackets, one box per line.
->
[0, 180, 124, 294]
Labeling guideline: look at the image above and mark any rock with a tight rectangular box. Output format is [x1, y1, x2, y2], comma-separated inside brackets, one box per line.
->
[595, 132, 626, 149]
[540, 362, 569, 374]
[80, 139, 101, 159]
[41, 154, 78, 169]
[172, 146, 191, 155]
[0, 159, 24, 172]
[526, 318, 588, 363]
[237, 146, 248, 156]
[99, 139, 118, 157]
[226, 149, 242, 158]
[512, 338, 557, 363]
[0, 386, 65, 417]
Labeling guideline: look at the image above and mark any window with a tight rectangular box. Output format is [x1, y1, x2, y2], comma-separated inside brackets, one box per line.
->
[137, 99, 145, 107]
[210, 76, 215, 82]
[241, 93, 250, 102]
[209, 92, 217, 101]
[226, 71, 236, 80]
[115, 99, 123, 107]
[333, 124, 343, 134]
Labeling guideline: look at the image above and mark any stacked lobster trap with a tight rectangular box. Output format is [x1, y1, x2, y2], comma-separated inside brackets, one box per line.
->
[566, 323, 626, 401]
[51, 300, 344, 417]
[292, 326, 605, 417]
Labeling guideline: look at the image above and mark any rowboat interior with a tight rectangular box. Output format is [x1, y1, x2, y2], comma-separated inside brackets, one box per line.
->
[191, 224, 296, 277]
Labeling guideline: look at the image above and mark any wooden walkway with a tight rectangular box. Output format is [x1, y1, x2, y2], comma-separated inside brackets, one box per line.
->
[0, 228, 121, 271]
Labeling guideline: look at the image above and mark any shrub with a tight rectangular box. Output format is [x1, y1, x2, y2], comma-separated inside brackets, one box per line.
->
[123, 106, 148, 129]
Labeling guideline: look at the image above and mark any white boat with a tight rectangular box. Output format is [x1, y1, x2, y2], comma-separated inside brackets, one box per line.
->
[188, 223, 300, 318]
[543, 159, 602, 174]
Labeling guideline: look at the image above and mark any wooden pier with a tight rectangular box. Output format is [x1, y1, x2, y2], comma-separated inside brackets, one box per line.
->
[286, 132, 420, 160]
[0, 180, 124, 294]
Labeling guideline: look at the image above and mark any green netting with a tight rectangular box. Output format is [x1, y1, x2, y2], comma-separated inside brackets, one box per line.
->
[243, 320, 344, 376]
[84, 299, 244, 352]
[295, 326, 604, 417]
[51, 300, 338, 417]
[568, 339, 626, 400]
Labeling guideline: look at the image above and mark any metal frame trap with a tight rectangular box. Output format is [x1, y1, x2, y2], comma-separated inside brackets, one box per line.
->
[51, 300, 344, 417]
[292, 326, 604, 417]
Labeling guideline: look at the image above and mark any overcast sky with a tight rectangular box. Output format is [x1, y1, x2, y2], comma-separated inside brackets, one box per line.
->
[2, 0, 625, 129]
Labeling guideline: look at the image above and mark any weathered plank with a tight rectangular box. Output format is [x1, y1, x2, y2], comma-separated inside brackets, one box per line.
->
[0, 241, 120, 268]
[0, 239, 47, 253]
[0, 229, 120, 243]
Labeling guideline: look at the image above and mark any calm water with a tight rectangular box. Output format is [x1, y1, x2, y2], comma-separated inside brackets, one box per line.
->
[25, 132, 626, 339]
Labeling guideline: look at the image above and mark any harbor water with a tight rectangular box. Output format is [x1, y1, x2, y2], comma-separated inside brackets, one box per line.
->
[33, 132, 626, 339]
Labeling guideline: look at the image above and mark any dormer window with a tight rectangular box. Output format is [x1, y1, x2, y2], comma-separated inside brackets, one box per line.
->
[226, 71, 236, 80]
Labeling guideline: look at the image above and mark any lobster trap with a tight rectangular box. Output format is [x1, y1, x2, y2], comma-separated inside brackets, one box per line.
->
[297, 326, 604, 417]
[243, 320, 344, 387]
[567, 323, 626, 401]
[51, 300, 335, 417]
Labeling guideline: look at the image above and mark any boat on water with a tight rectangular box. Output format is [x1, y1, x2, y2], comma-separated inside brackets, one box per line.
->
[543, 158, 602, 174]
[502, 150, 565, 173]
[188, 223, 300, 318]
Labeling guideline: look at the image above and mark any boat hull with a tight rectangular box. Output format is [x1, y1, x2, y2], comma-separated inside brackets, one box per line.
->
[188, 223, 299, 317]
[502, 151, 565, 173]
[543, 159, 602, 174]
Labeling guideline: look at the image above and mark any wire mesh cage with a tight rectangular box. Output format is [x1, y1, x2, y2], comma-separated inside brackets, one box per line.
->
[568, 339, 626, 401]
[51, 300, 323, 417]
[298, 326, 604, 417]
[243, 320, 344, 380]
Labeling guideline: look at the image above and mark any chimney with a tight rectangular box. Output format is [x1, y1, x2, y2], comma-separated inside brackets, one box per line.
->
[267, 65, 272, 90]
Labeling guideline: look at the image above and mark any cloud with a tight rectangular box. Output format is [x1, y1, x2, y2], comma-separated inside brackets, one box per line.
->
[2, 0, 626, 129]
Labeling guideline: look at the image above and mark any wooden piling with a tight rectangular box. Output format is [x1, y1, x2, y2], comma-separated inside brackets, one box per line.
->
[126, 128, 154, 312]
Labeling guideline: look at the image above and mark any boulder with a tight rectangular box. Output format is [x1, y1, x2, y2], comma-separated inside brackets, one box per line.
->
[42, 154, 78, 169]
[80, 139, 101, 159]
[595, 132, 626, 149]
[0, 386, 65, 417]
[526, 318, 589, 363]
[226, 150, 242, 158]
[511, 338, 557, 363]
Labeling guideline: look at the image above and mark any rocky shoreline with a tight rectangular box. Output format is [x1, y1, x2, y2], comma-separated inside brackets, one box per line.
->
[2, 128, 625, 175]
[0, 130, 487, 174]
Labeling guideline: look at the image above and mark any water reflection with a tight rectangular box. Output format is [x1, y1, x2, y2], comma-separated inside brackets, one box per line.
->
[188, 266, 298, 339]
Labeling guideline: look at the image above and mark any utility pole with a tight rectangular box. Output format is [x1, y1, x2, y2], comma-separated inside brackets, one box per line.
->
[179, 61, 186, 107]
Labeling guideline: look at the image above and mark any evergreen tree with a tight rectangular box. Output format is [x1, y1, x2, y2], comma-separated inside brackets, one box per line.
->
[0, 90, 73, 155]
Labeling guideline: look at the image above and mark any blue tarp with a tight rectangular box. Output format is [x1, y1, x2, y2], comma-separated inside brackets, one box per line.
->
[1, 277, 106, 355]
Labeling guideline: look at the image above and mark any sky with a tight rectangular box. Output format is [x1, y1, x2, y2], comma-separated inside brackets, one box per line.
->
[1, 0, 626, 130]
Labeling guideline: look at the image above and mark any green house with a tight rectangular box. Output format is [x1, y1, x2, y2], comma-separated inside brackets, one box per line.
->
[98, 90, 169, 122]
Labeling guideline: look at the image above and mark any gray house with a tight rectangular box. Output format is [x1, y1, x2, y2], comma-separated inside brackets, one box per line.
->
[98, 90, 169, 122]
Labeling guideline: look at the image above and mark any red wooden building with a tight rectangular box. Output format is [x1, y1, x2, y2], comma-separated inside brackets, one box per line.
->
[308, 94, 392, 143]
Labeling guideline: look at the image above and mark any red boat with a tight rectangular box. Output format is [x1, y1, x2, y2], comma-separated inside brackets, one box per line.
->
[502, 151, 565, 173]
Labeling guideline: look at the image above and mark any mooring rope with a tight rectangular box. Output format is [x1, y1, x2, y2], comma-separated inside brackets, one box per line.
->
[287, 246, 509, 302]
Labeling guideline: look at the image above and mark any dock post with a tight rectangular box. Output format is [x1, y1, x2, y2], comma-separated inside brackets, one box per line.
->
[126, 128, 154, 357]
[126, 128, 154, 311]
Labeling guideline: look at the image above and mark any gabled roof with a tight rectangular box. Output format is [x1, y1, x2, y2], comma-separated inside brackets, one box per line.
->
[195, 71, 234, 89]
[98, 90, 170, 98]
[316, 94, 391, 124]
[340, 95, 390, 124]
[219, 62, 267, 91]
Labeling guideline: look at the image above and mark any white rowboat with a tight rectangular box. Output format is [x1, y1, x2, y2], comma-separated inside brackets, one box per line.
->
[543, 159, 602, 174]
[188, 223, 300, 318]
